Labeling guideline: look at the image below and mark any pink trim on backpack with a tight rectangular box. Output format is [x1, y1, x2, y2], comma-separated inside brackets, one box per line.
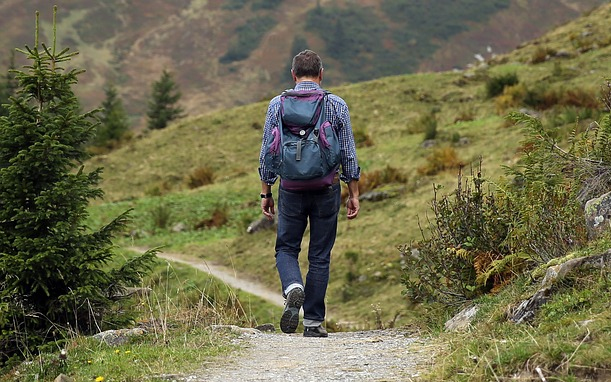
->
[269, 126, 281, 154]
[319, 121, 332, 148]
[280, 170, 337, 191]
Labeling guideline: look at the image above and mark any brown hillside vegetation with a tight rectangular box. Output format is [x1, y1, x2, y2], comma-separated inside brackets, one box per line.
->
[0, 0, 605, 129]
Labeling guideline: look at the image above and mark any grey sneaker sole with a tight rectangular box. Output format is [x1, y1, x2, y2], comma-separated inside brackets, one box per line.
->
[280, 288, 304, 333]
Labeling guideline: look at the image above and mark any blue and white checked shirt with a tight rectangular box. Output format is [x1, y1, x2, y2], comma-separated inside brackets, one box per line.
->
[258, 81, 361, 185]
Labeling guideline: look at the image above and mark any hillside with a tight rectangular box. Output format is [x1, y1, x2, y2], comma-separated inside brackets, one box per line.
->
[0, 0, 605, 129]
[84, 2, 611, 328]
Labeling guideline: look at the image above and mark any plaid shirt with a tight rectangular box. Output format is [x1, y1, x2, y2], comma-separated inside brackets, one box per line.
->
[258, 81, 361, 185]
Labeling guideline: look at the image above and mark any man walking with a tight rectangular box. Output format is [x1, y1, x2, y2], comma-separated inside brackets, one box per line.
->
[258, 50, 360, 337]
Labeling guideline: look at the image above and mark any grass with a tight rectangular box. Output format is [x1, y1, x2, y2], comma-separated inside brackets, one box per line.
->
[2, 330, 237, 382]
[0, 249, 281, 381]
[419, 239, 611, 381]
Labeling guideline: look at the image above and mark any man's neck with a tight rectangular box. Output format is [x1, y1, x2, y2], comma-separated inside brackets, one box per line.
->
[295, 76, 320, 85]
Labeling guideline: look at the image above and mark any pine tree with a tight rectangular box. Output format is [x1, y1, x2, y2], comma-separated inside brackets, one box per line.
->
[0, 7, 156, 364]
[94, 82, 130, 148]
[146, 69, 184, 130]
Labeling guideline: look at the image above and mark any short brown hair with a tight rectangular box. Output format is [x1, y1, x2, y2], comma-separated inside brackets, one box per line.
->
[291, 50, 323, 78]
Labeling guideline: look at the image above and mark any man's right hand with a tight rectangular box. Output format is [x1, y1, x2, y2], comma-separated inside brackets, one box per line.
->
[346, 197, 359, 219]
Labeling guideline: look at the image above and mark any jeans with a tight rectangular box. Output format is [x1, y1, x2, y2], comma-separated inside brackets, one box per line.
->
[275, 182, 341, 324]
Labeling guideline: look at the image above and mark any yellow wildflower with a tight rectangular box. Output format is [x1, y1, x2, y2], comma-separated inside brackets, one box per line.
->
[95, 377, 105, 382]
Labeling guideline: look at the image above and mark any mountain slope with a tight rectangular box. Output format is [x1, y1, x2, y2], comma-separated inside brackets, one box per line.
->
[83, 3, 611, 326]
[0, 0, 605, 129]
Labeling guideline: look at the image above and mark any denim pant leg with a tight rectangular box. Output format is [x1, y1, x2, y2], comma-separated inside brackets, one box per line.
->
[303, 184, 341, 323]
[275, 188, 308, 295]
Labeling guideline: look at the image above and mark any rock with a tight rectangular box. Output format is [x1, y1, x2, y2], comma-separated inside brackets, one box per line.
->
[92, 328, 147, 346]
[360, 191, 391, 202]
[247, 215, 276, 234]
[54, 374, 75, 382]
[208, 325, 261, 335]
[509, 250, 611, 323]
[255, 323, 276, 332]
[585, 191, 611, 239]
[421, 139, 436, 149]
[457, 137, 470, 146]
[112, 286, 152, 300]
[509, 287, 552, 324]
[172, 222, 187, 232]
[445, 305, 479, 332]
[554, 50, 572, 58]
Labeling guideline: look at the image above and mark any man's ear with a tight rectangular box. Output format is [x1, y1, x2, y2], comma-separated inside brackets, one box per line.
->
[319, 68, 324, 82]
[291, 69, 297, 82]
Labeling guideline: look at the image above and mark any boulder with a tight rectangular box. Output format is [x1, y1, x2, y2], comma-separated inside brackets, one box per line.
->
[92, 328, 147, 346]
[445, 305, 479, 332]
[54, 375, 74, 382]
[584, 191, 611, 239]
[509, 250, 611, 323]
[247, 215, 276, 234]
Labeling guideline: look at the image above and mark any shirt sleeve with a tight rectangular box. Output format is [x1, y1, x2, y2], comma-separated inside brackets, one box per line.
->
[331, 96, 361, 183]
[258, 97, 281, 184]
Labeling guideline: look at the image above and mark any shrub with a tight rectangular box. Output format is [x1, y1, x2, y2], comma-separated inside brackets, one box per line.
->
[453, 106, 476, 123]
[346, 165, 407, 198]
[150, 203, 173, 231]
[486, 72, 519, 98]
[525, 85, 599, 111]
[353, 127, 374, 147]
[194, 207, 229, 229]
[409, 111, 438, 139]
[531, 46, 555, 64]
[185, 166, 215, 189]
[400, 167, 515, 303]
[417, 147, 464, 176]
[494, 83, 527, 114]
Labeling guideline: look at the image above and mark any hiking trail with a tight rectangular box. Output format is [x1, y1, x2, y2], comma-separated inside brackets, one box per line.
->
[131, 248, 435, 381]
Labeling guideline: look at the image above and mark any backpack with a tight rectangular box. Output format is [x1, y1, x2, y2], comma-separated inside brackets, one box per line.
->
[264, 89, 341, 190]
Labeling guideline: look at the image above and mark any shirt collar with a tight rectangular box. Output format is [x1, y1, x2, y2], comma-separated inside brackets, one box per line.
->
[294, 81, 321, 91]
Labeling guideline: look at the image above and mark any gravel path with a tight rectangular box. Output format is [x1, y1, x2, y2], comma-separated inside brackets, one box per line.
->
[133, 248, 434, 381]
[179, 329, 430, 382]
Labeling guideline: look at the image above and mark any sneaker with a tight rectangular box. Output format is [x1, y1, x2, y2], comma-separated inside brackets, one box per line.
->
[303, 325, 328, 338]
[280, 287, 304, 333]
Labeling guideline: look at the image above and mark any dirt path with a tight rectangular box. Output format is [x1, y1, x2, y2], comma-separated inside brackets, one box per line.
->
[132, 247, 434, 381]
[130, 247, 284, 306]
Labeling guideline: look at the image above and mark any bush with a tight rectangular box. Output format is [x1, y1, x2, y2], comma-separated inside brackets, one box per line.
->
[400, 167, 515, 303]
[409, 111, 438, 139]
[417, 147, 463, 176]
[185, 166, 215, 189]
[353, 127, 374, 147]
[359, 165, 407, 191]
[486, 72, 519, 98]
[525, 85, 599, 111]
[495, 83, 527, 114]
[531, 46, 556, 64]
